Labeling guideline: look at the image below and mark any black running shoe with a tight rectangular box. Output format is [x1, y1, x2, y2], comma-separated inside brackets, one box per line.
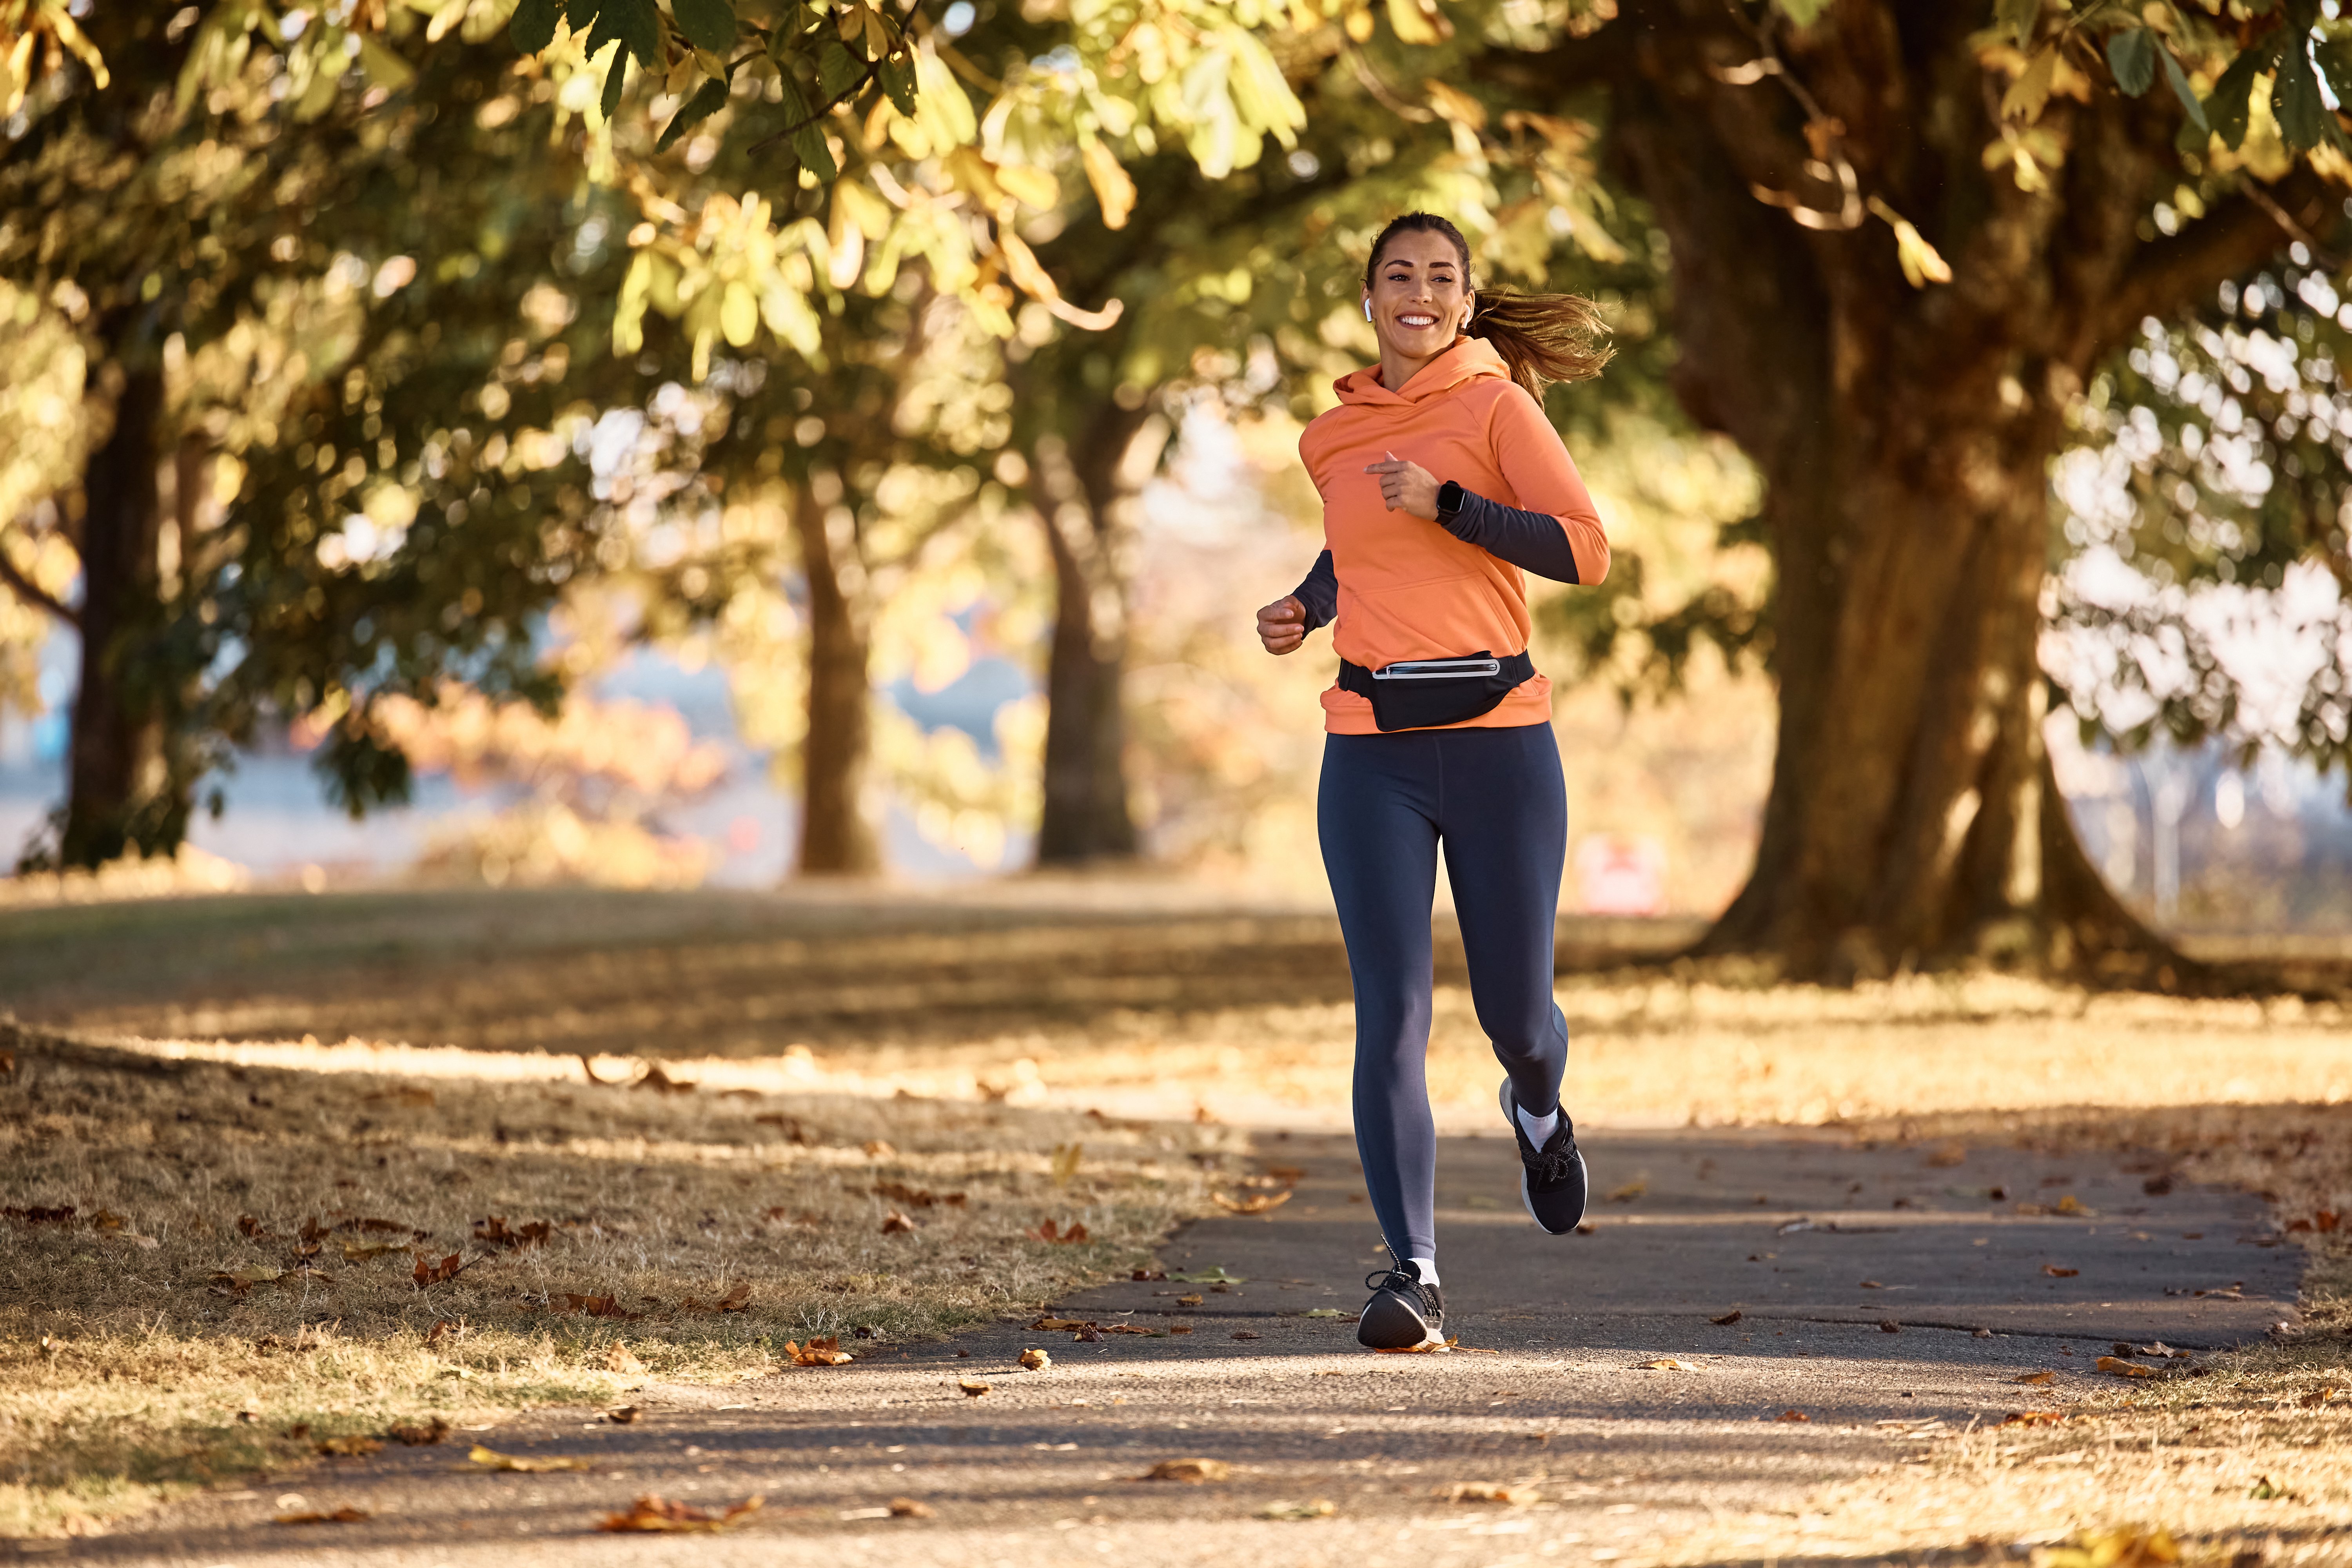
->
[1500, 1078, 1588, 1234]
[1356, 1265, 1444, 1350]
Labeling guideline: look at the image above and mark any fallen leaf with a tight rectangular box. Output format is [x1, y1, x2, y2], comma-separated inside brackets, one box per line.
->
[596, 1494, 765, 1533]
[862, 1140, 896, 1159]
[881, 1210, 919, 1234]
[1168, 1266, 1247, 1284]
[1711, 1310, 1743, 1325]
[1575, 1220, 1598, 1234]
[1606, 1179, 1648, 1203]
[1635, 1357, 1699, 1370]
[1102, 1323, 1156, 1335]
[1776, 1409, 1809, 1422]
[316, 1435, 383, 1457]
[1018, 1348, 1053, 1371]
[386, 1417, 450, 1445]
[1259, 1498, 1336, 1519]
[2041, 1526, 2182, 1566]
[1193, 1105, 1220, 1125]
[1140, 1458, 1230, 1483]
[632, 1063, 697, 1094]
[2054, 1195, 2091, 1215]
[1998, 1409, 2066, 1428]
[1262, 1165, 1307, 1183]
[1880, 1320, 1902, 1334]
[1031, 1317, 1093, 1332]
[424, 1319, 455, 1347]
[888, 1497, 933, 1517]
[342, 1241, 407, 1262]
[1212, 1191, 1292, 1215]
[603, 1405, 641, 1424]
[236, 1214, 272, 1239]
[2043, 1265, 2079, 1278]
[468, 1445, 591, 1473]
[2096, 1355, 2157, 1379]
[274, 1507, 371, 1525]
[1924, 1142, 1967, 1167]
[716, 1281, 751, 1312]
[1130, 1268, 1168, 1281]
[90, 1209, 127, 1232]
[1445, 1482, 1538, 1504]
[209, 1265, 284, 1294]
[875, 1181, 966, 1208]
[412, 1253, 467, 1289]
[958, 1378, 991, 1397]
[561, 1293, 643, 1321]
[2296, 1387, 2338, 1408]
[785, 1336, 855, 1367]
[1859, 1279, 1884, 1289]
[2012, 1371, 2058, 1386]
[472, 1217, 551, 1250]
[1231, 1330, 1262, 1341]
[1303, 1308, 1347, 1319]
[1051, 1142, 1084, 1185]
[1169, 1325, 1193, 1336]
[1029, 1218, 1091, 1244]
[606, 1342, 646, 1375]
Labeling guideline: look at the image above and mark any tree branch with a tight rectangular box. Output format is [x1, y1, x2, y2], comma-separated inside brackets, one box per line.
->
[2093, 166, 2334, 358]
[0, 544, 77, 628]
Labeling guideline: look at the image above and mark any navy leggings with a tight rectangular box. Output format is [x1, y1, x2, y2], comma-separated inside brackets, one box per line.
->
[1318, 722, 1569, 1263]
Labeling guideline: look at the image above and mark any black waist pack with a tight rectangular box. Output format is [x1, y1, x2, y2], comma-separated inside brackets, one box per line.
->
[1337, 650, 1535, 733]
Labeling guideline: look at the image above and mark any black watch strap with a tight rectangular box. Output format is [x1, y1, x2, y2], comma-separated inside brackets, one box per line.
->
[1436, 479, 1464, 520]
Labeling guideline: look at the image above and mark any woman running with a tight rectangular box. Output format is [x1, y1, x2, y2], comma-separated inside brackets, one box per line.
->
[1256, 212, 1613, 1350]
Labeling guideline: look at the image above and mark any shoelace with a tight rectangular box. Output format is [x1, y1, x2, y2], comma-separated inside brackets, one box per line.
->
[1364, 1267, 1426, 1299]
[1525, 1127, 1580, 1186]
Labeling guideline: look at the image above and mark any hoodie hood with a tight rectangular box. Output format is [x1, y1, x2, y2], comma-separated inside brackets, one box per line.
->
[1332, 335, 1509, 407]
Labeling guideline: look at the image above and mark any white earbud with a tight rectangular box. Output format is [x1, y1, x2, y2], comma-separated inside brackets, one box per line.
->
[1363, 300, 1372, 322]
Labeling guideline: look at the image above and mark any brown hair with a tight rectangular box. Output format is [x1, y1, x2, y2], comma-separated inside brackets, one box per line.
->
[1365, 212, 1614, 398]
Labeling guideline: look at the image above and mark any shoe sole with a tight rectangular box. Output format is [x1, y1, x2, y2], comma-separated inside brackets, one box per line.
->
[1500, 1079, 1588, 1236]
[1356, 1290, 1442, 1350]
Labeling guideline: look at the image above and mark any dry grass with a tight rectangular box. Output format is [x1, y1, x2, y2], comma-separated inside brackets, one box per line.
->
[0, 1021, 1238, 1537]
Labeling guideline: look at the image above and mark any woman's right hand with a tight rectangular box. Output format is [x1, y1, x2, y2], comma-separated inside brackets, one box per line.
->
[1257, 595, 1307, 655]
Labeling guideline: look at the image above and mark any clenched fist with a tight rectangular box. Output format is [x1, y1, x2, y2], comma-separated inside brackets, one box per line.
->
[1257, 595, 1307, 655]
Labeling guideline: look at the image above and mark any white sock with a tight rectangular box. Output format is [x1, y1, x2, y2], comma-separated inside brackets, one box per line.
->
[1515, 1101, 1561, 1147]
[1408, 1256, 1440, 1287]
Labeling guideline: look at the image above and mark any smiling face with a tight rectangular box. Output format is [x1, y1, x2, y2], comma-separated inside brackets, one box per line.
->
[1364, 227, 1473, 365]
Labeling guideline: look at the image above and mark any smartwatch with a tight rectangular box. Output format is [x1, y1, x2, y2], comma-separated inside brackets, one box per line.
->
[1435, 479, 1465, 522]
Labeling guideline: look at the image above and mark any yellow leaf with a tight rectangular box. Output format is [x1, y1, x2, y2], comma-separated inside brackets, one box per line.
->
[2096, 1355, 2158, 1379]
[1384, 0, 1443, 45]
[2000, 45, 2056, 123]
[469, 1445, 592, 1472]
[1866, 196, 1951, 289]
[995, 162, 1060, 212]
[719, 281, 757, 347]
[958, 1377, 991, 1396]
[1081, 137, 1136, 230]
[1018, 1347, 1052, 1371]
[1422, 79, 1486, 131]
[1634, 1357, 1699, 1370]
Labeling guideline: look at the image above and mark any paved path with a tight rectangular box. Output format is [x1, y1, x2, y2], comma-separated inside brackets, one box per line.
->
[38, 1127, 2300, 1567]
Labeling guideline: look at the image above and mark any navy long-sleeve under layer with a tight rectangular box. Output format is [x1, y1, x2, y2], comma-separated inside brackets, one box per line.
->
[1289, 485, 1579, 635]
[1319, 722, 1570, 1263]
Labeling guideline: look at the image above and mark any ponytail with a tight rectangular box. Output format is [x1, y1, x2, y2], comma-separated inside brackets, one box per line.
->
[1468, 289, 1614, 399]
[1365, 211, 1615, 400]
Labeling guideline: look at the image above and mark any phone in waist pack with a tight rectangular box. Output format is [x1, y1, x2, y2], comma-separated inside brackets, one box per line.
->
[1336, 650, 1535, 732]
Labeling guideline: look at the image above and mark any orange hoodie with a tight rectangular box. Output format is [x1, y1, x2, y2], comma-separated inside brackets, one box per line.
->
[1298, 336, 1609, 734]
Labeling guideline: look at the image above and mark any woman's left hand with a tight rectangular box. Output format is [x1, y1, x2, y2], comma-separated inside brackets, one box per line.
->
[1363, 451, 1439, 521]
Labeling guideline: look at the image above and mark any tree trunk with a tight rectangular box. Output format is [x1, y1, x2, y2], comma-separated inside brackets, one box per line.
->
[1603, 2, 2281, 984]
[790, 484, 881, 876]
[58, 365, 174, 869]
[1030, 405, 1161, 865]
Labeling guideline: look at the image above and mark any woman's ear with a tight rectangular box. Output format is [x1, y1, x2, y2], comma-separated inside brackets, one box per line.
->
[1460, 293, 1475, 332]
[1362, 297, 1373, 323]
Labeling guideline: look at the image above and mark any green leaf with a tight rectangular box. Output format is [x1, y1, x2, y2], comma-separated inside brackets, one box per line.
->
[877, 49, 916, 116]
[1996, 0, 2039, 50]
[2106, 27, 2157, 97]
[656, 74, 731, 150]
[816, 38, 863, 102]
[774, 74, 839, 182]
[580, 0, 661, 68]
[2272, 44, 2337, 150]
[2159, 42, 2207, 133]
[670, 0, 737, 55]
[510, 0, 563, 53]
[1771, 0, 1829, 25]
[2204, 39, 2272, 151]
[602, 47, 628, 119]
[356, 34, 417, 91]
